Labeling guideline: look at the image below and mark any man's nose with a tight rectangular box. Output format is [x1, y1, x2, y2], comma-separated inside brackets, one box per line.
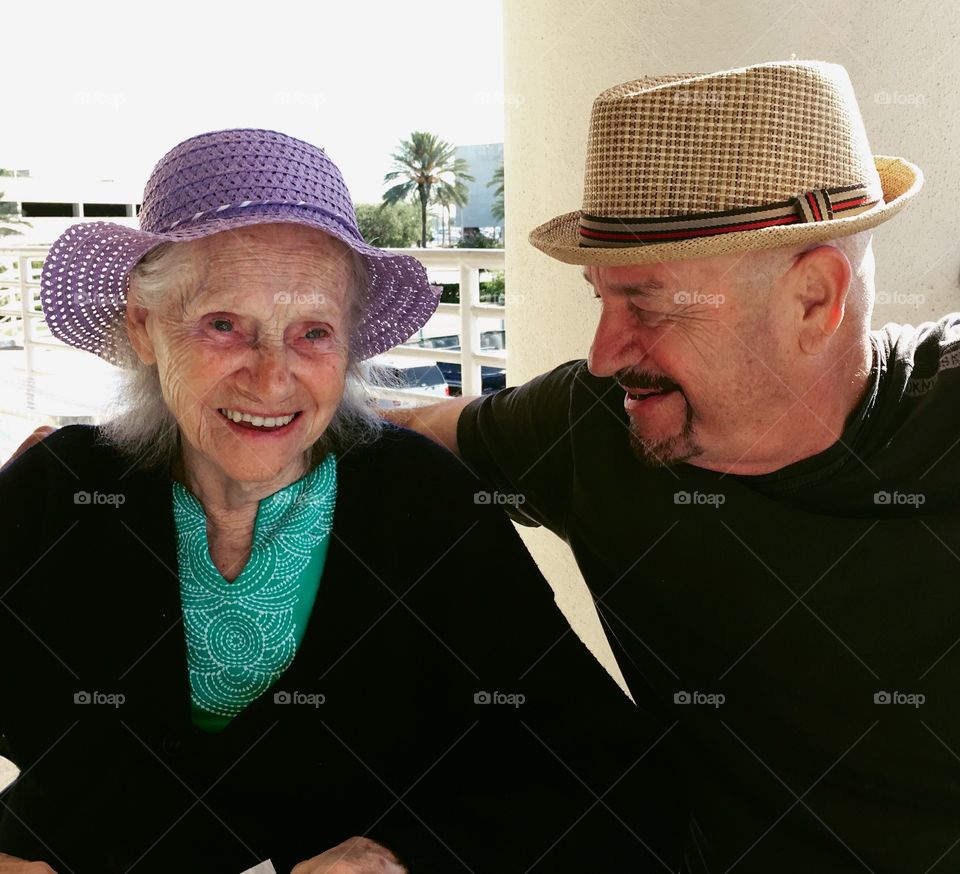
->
[587, 307, 644, 378]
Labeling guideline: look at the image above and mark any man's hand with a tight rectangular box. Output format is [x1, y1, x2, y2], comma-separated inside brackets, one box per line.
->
[0, 853, 57, 873]
[289, 836, 405, 874]
[0, 426, 55, 472]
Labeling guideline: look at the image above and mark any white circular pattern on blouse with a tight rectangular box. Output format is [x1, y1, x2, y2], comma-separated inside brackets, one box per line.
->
[173, 453, 337, 718]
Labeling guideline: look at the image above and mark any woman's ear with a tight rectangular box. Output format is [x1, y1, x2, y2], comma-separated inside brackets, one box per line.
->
[125, 282, 157, 365]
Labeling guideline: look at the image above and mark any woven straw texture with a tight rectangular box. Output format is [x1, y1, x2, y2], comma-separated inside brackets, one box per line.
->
[529, 61, 922, 265]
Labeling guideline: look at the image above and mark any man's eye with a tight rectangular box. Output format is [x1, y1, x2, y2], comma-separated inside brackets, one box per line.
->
[305, 327, 329, 341]
[211, 318, 233, 332]
[633, 306, 669, 327]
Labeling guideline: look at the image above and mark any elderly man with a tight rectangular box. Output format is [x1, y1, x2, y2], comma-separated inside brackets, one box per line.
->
[388, 60, 960, 872]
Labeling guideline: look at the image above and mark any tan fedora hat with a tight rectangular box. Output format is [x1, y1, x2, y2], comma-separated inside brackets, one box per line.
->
[529, 60, 923, 266]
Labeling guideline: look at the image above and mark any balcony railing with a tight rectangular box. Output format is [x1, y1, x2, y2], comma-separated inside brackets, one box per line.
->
[0, 245, 505, 422]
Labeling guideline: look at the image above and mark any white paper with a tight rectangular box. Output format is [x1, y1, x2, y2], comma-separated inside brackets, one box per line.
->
[239, 861, 277, 874]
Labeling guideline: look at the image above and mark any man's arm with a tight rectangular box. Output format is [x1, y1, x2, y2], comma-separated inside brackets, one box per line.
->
[387, 363, 583, 532]
[380, 396, 476, 456]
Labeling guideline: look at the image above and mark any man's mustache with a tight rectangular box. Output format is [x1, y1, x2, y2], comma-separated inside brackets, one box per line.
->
[616, 369, 683, 394]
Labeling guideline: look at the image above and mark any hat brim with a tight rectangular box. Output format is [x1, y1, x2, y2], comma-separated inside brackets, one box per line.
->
[41, 204, 440, 364]
[528, 156, 923, 266]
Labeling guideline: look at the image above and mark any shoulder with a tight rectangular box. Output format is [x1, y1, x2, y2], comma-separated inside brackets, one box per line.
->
[0, 424, 169, 538]
[875, 313, 960, 369]
[332, 423, 541, 583]
[874, 313, 960, 399]
[338, 422, 480, 492]
[0, 424, 120, 493]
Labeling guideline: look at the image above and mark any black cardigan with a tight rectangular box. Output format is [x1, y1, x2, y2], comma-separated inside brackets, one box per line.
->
[0, 424, 685, 873]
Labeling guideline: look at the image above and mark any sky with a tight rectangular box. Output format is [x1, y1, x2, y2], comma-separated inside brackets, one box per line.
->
[3, 0, 504, 204]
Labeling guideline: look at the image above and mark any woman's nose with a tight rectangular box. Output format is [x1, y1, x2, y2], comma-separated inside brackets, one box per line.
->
[245, 344, 294, 398]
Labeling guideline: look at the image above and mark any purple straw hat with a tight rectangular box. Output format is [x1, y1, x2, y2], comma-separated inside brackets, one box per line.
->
[40, 128, 440, 363]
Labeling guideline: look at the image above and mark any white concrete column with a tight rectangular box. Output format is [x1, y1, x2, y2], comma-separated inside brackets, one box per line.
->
[503, 0, 960, 679]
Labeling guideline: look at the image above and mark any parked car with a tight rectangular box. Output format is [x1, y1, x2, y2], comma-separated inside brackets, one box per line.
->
[361, 357, 452, 408]
[402, 332, 506, 395]
[436, 362, 505, 396]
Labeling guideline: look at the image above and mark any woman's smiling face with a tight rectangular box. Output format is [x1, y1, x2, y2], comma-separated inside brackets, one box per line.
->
[126, 223, 354, 488]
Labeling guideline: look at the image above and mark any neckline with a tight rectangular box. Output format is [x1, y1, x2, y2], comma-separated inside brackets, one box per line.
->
[172, 453, 337, 589]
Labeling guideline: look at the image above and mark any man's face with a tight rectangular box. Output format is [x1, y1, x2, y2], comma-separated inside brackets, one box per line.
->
[584, 251, 798, 469]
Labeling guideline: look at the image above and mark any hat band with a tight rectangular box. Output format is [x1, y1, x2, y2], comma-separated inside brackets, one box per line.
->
[158, 199, 357, 235]
[578, 181, 883, 248]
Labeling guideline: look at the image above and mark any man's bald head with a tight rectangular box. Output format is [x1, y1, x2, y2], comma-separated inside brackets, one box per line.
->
[732, 231, 875, 327]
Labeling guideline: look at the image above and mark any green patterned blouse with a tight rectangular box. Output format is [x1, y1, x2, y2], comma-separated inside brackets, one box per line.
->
[172, 454, 337, 733]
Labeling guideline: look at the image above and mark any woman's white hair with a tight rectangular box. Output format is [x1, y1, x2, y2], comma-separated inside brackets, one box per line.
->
[99, 236, 384, 471]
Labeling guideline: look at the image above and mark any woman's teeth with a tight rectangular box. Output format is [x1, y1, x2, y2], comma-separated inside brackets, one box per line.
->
[218, 408, 297, 428]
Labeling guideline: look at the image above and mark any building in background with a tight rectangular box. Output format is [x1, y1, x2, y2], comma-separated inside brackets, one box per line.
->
[0, 169, 140, 245]
[453, 142, 503, 241]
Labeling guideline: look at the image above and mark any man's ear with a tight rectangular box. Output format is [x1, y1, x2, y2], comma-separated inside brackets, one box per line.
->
[791, 244, 852, 355]
[125, 282, 157, 366]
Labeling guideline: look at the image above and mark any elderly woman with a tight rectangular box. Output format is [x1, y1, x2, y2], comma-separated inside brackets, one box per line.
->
[0, 130, 684, 873]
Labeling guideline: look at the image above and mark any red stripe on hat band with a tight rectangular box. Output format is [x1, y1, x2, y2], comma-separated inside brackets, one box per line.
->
[833, 196, 869, 210]
[579, 215, 800, 242]
[806, 192, 822, 221]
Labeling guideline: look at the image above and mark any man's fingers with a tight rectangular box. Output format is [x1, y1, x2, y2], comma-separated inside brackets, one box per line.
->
[1, 426, 55, 471]
[0, 852, 58, 872]
[290, 835, 404, 873]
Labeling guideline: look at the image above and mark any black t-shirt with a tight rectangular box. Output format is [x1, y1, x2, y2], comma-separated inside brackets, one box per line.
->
[458, 314, 960, 873]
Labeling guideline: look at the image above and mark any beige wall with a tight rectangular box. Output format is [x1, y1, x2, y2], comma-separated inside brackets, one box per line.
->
[502, 0, 960, 686]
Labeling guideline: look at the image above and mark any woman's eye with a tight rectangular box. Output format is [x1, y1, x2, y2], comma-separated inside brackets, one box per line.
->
[211, 318, 233, 332]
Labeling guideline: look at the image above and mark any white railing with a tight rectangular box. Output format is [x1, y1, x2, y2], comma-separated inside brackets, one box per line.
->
[0, 244, 506, 409]
[385, 247, 505, 397]
[0, 246, 50, 375]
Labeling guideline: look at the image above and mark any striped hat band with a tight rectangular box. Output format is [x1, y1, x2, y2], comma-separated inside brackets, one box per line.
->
[579, 181, 883, 248]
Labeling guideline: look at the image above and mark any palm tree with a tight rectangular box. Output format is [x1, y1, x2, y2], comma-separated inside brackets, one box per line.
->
[433, 184, 457, 247]
[488, 163, 504, 224]
[383, 132, 473, 248]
